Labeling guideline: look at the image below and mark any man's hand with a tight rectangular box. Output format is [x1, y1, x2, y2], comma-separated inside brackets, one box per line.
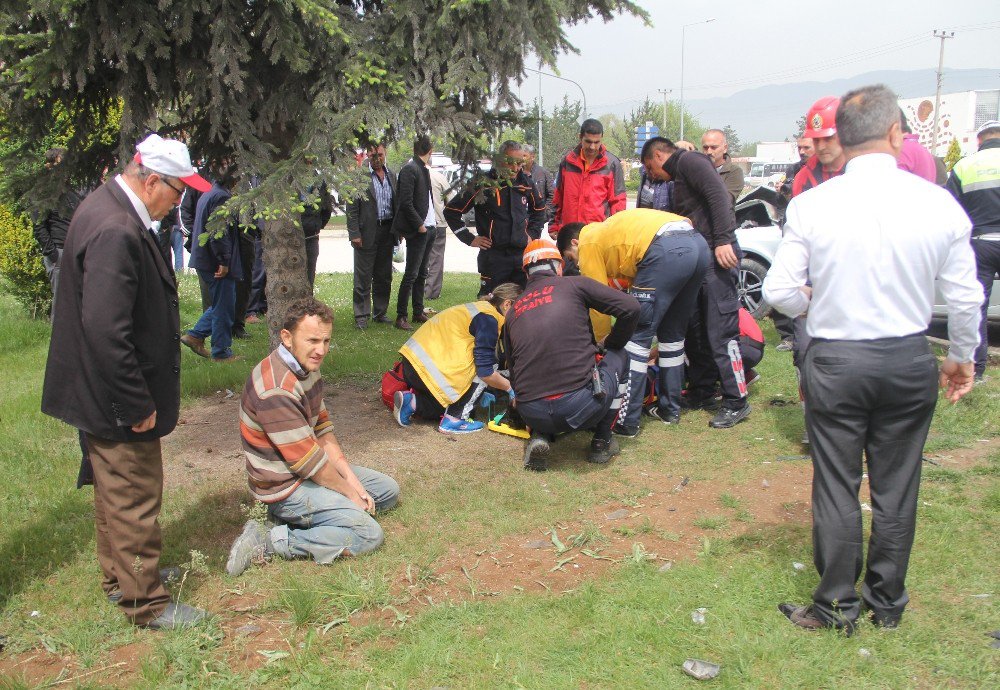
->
[214, 265, 229, 279]
[714, 243, 739, 270]
[350, 237, 363, 249]
[359, 491, 376, 514]
[418, 225, 427, 234]
[939, 359, 975, 404]
[470, 236, 492, 249]
[132, 410, 157, 433]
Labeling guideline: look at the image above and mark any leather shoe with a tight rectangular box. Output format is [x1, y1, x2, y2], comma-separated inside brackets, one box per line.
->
[708, 403, 751, 429]
[412, 313, 429, 324]
[372, 314, 391, 324]
[180, 333, 209, 358]
[143, 602, 208, 630]
[355, 318, 368, 330]
[394, 317, 412, 331]
[108, 567, 183, 603]
[779, 602, 855, 636]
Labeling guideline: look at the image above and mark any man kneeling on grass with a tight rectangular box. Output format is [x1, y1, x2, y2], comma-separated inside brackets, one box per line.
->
[226, 297, 400, 575]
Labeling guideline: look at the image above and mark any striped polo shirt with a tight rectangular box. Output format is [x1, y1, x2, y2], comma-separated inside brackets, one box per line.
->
[240, 346, 333, 503]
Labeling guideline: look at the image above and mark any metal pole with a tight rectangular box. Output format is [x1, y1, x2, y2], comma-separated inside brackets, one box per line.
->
[680, 18, 715, 142]
[931, 30, 954, 154]
[525, 67, 587, 122]
[538, 75, 544, 167]
[658, 88, 671, 132]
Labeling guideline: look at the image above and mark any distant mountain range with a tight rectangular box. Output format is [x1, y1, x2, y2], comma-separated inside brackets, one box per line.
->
[672, 68, 999, 144]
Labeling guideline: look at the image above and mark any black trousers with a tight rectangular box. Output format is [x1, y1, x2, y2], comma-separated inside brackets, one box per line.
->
[801, 334, 938, 628]
[685, 258, 748, 410]
[353, 223, 395, 320]
[397, 229, 433, 319]
[478, 247, 526, 297]
[305, 234, 320, 288]
[972, 238, 999, 376]
[233, 233, 255, 330]
[517, 349, 628, 442]
[246, 235, 268, 316]
[401, 356, 481, 420]
[770, 310, 794, 341]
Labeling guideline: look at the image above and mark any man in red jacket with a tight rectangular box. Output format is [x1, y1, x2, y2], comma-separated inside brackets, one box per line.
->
[549, 119, 626, 237]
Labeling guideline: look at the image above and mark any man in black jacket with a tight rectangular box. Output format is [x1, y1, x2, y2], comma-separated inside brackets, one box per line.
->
[347, 143, 397, 328]
[390, 135, 435, 330]
[42, 134, 211, 630]
[444, 141, 546, 295]
[641, 137, 750, 428]
[504, 240, 640, 470]
[32, 148, 89, 316]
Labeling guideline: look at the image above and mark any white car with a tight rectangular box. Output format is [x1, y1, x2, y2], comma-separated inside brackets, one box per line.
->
[733, 187, 998, 323]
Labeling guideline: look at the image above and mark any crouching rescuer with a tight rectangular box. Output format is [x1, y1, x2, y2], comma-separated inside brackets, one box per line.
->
[504, 239, 640, 470]
[226, 297, 400, 576]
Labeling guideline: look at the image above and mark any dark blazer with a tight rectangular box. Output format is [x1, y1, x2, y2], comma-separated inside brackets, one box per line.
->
[346, 166, 397, 247]
[42, 180, 181, 441]
[663, 149, 737, 250]
[391, 157, 431, 239]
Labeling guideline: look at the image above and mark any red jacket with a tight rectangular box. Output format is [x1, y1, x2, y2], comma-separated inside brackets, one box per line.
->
[550, 145, 626, 235]
[791, 156, 843, 197]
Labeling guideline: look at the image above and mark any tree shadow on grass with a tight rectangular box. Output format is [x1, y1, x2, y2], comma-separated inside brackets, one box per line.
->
[0, 490, 93, 612]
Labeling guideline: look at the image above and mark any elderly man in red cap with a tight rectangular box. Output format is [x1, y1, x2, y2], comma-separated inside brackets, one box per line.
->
[42, 133, 212, 630]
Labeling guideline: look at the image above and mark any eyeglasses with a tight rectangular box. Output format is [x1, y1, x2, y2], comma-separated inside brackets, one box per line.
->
[160, 178, 185, 196]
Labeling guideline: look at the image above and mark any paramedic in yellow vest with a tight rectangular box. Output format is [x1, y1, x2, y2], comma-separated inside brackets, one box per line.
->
[556, 208, 710, 435]
[393, 283, 523, 434]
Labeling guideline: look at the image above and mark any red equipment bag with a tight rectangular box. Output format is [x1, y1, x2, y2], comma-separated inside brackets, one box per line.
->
[381, 360, 409, 410]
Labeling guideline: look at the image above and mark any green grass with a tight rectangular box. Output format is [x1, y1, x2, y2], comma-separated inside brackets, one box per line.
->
[0, 281, 998, 687]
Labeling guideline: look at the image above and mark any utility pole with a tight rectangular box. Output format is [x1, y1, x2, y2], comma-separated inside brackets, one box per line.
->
[658, 88, 672, 133]
[931, 30, 954, 154]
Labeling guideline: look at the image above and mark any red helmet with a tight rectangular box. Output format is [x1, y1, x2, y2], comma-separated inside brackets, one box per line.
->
[522, 238, 563, 271]
[802, 96, 840, 138]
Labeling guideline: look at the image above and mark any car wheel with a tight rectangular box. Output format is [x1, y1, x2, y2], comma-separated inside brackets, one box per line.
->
[738, 257, 769, 318]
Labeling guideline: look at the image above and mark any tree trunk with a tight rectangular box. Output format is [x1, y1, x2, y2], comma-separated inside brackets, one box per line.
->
[261, 217, 311, 349]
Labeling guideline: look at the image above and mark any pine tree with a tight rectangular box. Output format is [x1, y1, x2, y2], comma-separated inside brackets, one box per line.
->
[0, 0, 645, 336]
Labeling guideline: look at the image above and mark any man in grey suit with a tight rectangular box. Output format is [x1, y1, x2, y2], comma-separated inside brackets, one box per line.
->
[346, 143, 397, 329]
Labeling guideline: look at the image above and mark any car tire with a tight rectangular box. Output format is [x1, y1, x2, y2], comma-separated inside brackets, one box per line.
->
[738, 257, 769, 318]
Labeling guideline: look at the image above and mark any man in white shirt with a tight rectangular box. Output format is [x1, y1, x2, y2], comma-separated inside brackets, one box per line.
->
[762, 84, 982, 634]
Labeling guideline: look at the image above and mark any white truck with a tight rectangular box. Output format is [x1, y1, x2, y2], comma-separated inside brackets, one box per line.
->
[745, 141, 799, 189]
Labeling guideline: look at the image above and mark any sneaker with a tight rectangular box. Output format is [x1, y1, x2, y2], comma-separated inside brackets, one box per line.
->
[588, 437, 621, 464]
[225, 520, 270, 576]
[180, 333, 209, 358]
[776, 339, 794, 352]
[680, 394, 722, 412]
[522, 433, 551, 471]
[645, 406, 680, 425]
[393, 391, 414, 427]
[708, 403, 751, 429]
[438, 417, 484, 434]
[612, 423, 640, 438]
[746, 368, 761, 386]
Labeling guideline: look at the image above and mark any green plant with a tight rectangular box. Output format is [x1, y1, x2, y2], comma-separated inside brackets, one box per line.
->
[0, 203, 49, 317]
[944, 138, 962, 171]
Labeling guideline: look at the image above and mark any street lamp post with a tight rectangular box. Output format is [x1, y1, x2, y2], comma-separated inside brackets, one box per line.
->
[679, 17, 715, 141]
[525, 67, 589, 167]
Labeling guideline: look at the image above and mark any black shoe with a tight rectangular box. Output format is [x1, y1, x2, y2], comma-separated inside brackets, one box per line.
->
[779, 602, 855, 636]
[355, 318, 368, 330]
[523, 433, 550, 472]
[231, 327, 251, 340]
[144, 602, 208, 630]
[708, 403, 751, 429]
[612, 423, 640, 438]
[372, 314, 391, 324]
[680, 394, 722, 412]
[588, 437, 621, 464]
[645, 405, 680, 425]
[108, 567, 183, 604]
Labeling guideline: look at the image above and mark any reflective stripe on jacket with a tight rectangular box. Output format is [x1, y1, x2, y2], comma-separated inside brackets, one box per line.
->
[399, 301, 505, 407]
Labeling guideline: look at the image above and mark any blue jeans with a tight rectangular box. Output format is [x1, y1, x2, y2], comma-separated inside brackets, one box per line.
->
[188, 270, 237, 359]
[169, 228, 185, 271]
[266, 466, 400, 564]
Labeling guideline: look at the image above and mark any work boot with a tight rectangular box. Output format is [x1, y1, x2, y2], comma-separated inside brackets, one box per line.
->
[522, 432, 551, 472]
[709, 403, 751, 429]
[144, 602, 208, 631]
[180, 333, 209, 358]
[587, 436, 620, 464]
[225, 520, 271, 576]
